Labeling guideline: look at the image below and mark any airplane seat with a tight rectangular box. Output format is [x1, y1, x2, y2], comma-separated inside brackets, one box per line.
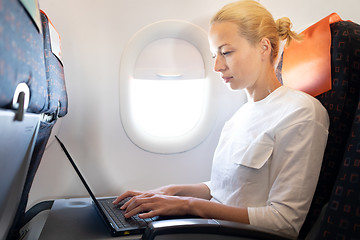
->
[314, 20, 360, 240]
[0, 1, 68, 239]
[297, 19, 360, 239]
[0, 0, 45, 239]
[7, 10, 68, 240]
[39, 10, 68, 119]
[142, 14, 360, 240]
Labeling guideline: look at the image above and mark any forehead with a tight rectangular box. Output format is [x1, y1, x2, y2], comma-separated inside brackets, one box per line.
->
[210, 21, 239, 36]
[208, 21, 243, 50]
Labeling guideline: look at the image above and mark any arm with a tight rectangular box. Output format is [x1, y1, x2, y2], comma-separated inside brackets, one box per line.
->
[163, 183, 212, 199]
[112, 182, 211, 205]
[120, 192, 250, 225]
[113, 182, 250, 223]
[189, 198, 250, 224]
[247, 120, 329, 237]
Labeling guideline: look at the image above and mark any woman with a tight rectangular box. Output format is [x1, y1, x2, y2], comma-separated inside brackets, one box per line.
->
[113, 0, 329, 237]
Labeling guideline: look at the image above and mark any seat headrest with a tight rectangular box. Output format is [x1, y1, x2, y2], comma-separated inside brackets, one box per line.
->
[282, 13, 343, 96]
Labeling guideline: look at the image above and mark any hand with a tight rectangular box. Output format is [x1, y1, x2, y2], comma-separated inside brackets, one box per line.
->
[119, 192, 192, 219]
[112, 190, 145, 205]
[112, 185, 176, 206]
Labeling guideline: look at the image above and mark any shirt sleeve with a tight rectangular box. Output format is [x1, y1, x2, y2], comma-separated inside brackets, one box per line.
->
[203, 181, 211, 189]
[248, 119, 329, 238]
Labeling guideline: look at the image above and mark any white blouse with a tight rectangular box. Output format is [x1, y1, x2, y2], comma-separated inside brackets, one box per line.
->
[205, 86, 329, 238]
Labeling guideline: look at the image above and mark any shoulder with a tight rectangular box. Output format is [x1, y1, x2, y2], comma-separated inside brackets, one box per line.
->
[276, 86, 329, 126]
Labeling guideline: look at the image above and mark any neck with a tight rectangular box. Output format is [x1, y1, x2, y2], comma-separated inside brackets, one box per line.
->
[246, 69, 282, 102]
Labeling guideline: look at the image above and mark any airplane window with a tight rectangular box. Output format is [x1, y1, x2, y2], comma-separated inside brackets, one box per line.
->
[119, 20, 219, 154]
[130, 78, 205, 138]
[131, 38, 205, 139]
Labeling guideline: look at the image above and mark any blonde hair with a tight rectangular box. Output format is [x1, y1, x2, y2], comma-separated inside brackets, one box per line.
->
[211, 0, 302, 63]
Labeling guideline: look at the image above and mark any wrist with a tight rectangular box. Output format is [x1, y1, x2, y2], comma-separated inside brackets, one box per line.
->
[187, 197, 206, 218]
[159, 184, 179, 196]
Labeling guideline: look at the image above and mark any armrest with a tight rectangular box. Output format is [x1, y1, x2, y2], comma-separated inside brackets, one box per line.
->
[142, 218, 291, 240]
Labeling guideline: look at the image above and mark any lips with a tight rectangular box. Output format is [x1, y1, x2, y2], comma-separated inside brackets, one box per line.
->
[222, 76, 233, 83]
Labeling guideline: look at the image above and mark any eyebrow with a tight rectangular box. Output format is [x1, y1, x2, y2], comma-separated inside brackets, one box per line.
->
[211, 43, 232, 57]
[218, 43, 230, 51]
[212, 43, 230, 56]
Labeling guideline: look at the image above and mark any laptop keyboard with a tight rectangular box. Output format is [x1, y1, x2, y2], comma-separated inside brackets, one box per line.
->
[98, 198, 157, 228]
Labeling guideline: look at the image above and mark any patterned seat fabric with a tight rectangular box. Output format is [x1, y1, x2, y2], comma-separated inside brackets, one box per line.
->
[318, 21, 360, 240]
[298, 21, 360, 239]
[1, 2, 68, 239]
[320, 94, 360, 239]
[41, 12, 68, 117]
[0, 0, 47, 112]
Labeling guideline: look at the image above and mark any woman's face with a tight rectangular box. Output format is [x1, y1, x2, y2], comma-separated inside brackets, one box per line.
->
[209, 21, 263, 91]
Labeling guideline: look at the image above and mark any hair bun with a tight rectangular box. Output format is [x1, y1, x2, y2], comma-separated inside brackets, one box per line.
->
[276, 17, 302, 45]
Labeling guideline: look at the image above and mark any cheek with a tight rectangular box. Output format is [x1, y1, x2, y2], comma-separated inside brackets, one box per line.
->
[243, 54, 261, 74]
[232, 59, 253, 77]
[230, 50, 260, 77]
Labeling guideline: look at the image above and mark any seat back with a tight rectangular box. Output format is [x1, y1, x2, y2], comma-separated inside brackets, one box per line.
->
[7, 11, 68, 240]
[297, 21, 360, 239]
[0, 111, 40, 240]
[0, 1, 68, 239]
[279, 16, 360, 238]
[0, 1, 45, 239]
[317, 21, 360, 240]
[0, 1, 47, 113]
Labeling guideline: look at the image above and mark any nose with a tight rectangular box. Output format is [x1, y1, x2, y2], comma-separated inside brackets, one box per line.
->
[213, 55, 226, 73]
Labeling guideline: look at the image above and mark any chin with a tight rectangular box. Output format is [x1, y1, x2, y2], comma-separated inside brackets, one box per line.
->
[227, 84, 242, 91]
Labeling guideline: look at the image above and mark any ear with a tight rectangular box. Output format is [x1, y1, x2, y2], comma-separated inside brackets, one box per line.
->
[259, 38, 271, 58]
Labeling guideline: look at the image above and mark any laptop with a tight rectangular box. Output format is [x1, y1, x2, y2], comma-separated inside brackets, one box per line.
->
[54, 135, 159, 237]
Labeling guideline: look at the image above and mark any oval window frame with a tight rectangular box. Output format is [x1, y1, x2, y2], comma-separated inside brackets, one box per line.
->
[119, 19, 219, 154]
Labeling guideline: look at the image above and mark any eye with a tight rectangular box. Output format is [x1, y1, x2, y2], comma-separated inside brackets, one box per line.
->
[221, 51, 232, 56]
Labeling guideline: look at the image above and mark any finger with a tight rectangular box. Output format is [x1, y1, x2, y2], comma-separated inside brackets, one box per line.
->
[123, 195, 145, 213]
[124, 202, 154, 218]
[120, 192, 144, 210]
[112, 191, 141, 205]
[120, 195, 137, 210]
[112, 193, 129, 205]
[124, 194, 158, 215]
[138, 210, 159, 219]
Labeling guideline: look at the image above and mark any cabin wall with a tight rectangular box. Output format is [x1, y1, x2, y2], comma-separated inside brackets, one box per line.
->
[28, 0, 359, 208]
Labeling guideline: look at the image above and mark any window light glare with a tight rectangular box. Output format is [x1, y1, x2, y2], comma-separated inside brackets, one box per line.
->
[130, 78, 205, 138]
